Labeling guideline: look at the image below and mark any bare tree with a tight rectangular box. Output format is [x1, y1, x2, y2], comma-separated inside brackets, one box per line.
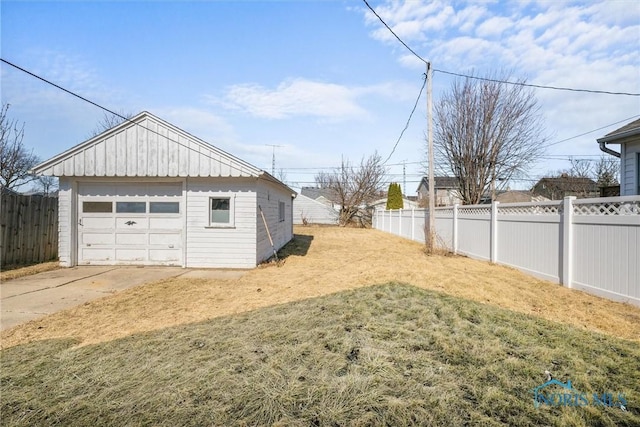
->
[568, 158, 592, 178]
[0, 103, 40, 190]
[433, 72, 547, 204]
[594, 155, 619, 187]
[314, 153, 386, 226]
[89, 110, 134, 137]
[313, 171, 333, 189]
[32, 176, 59, 195]
[276, 168, 288, 184]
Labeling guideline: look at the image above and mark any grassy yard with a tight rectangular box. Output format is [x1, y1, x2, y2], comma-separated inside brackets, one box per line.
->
[1, 226, 639, 425]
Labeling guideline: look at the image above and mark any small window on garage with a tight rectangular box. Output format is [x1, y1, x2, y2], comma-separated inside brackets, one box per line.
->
[150, 202, 180, 214]
[210, 197, 233, 226]
[279, 201, 285, 222]
[116, 202, 146, 213]
[83, 201, 112, 213]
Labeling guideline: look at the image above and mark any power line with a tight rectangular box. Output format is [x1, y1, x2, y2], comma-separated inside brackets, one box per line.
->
[362, 0, 640, 97]
[1, 57, 260, 177]
[382, 73, 426, 164]
[543, 114, 640, 148]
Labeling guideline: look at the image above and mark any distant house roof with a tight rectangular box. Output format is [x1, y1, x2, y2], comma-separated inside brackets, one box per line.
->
[300, 187, 336, 201]
[417, 176, 458, 191]
[597, 118, 640, 144]
[532, 176, 598, 200]
[494, 190, 538, 203]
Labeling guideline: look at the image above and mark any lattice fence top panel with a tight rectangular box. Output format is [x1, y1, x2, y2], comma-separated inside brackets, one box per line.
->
[459, 207, 491, 215]
[436, 208, 454, 215]
[573, 200, 640, 216]
[498, 204, 561, 215]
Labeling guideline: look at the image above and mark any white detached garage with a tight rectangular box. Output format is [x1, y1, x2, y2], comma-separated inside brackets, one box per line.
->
[33, 111, 295, 269]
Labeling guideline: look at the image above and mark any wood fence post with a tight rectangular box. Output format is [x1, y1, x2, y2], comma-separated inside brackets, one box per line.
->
[562, 196, 575, 288]
[491, 201, 499, 263]
[453, 204, 458, 254]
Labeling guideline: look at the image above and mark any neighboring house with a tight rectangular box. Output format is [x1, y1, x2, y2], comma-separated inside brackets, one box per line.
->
[532, 175, 598, 200]
[32, 111, 295, 269]
[597, 118, 640, 196]
[293, 194, 339, 225]
[368, 197, 419, 210]
[416, 176, 462, 207]
[481, 190, 548, 204]
[314, 195, 336, 208]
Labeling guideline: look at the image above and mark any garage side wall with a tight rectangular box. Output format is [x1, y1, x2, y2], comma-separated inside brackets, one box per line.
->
[57, 178, 74, 267]
[256, 179, 293, 264]
[185, 178, 258, 268]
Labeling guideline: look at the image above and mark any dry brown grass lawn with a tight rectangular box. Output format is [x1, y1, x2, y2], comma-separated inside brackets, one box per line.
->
[0, 261, 60, 282]
[2, 226, 639, 349]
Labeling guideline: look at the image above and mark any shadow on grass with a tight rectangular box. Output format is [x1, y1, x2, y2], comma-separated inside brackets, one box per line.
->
[277, 234, 314, 259]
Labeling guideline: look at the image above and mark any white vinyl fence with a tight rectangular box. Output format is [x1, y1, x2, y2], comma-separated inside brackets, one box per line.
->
[373, 196, 640, 307]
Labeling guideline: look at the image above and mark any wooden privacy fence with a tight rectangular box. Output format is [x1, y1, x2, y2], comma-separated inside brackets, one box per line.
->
[1, 193, 58, 266]
[373, 196, 640, 307]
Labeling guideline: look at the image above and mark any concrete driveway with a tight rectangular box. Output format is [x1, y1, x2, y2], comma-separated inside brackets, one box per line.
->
[1, 266, 194, 331]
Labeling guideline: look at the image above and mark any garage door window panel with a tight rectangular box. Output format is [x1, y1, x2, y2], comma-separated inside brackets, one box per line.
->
[116, 202, 147, 213]
[83, 201, 113, 213]
[150, 202, 180, 214]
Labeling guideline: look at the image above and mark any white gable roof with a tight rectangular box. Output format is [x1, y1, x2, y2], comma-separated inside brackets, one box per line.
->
[33, 111, 263, 179]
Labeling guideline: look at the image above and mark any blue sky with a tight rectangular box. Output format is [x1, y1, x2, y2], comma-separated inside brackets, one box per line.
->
[2, 0, 639, 193]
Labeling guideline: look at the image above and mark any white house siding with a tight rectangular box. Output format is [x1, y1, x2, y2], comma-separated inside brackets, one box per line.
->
[57, 178, 74, 267]
[185, 178, 258, 269]
[622, 141, 640, 195]
[293, 194, 339, 225]
[256, 180, 293, 264]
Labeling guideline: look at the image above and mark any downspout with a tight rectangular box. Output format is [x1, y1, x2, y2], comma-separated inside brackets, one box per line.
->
[598, 140, 620, 158]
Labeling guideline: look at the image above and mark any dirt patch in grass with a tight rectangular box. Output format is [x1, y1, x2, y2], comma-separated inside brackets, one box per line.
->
[2, 226, 639, 350]
[0, 261, 60, 282]
[2, 284, 638, 426]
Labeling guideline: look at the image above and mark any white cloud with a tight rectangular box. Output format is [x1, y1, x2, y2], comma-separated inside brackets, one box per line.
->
[361, 0, 640, 179]
[157, 107, 237, 146]
[211, 78, 411, 121]
[475, 16, 513, 38]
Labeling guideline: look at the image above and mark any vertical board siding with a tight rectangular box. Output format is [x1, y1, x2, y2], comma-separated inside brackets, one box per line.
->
[185, 178, 257, 269]
[35, 113, 263, 180]
[1, 193, 59, 266]
[373, 197, 640, 306]
[58, 179, 72, 266]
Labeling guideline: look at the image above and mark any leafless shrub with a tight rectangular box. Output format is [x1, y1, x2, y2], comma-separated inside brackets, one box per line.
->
[315, 153, 386, 227]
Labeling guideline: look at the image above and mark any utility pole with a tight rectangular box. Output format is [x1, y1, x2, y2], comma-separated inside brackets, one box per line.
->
[426, 62, 435, 253]
[402, 160, 407, 197]
[266, 144, 282, 175]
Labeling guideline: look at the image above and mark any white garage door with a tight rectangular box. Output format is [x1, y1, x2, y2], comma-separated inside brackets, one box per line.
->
[78, 182, 183, 266]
